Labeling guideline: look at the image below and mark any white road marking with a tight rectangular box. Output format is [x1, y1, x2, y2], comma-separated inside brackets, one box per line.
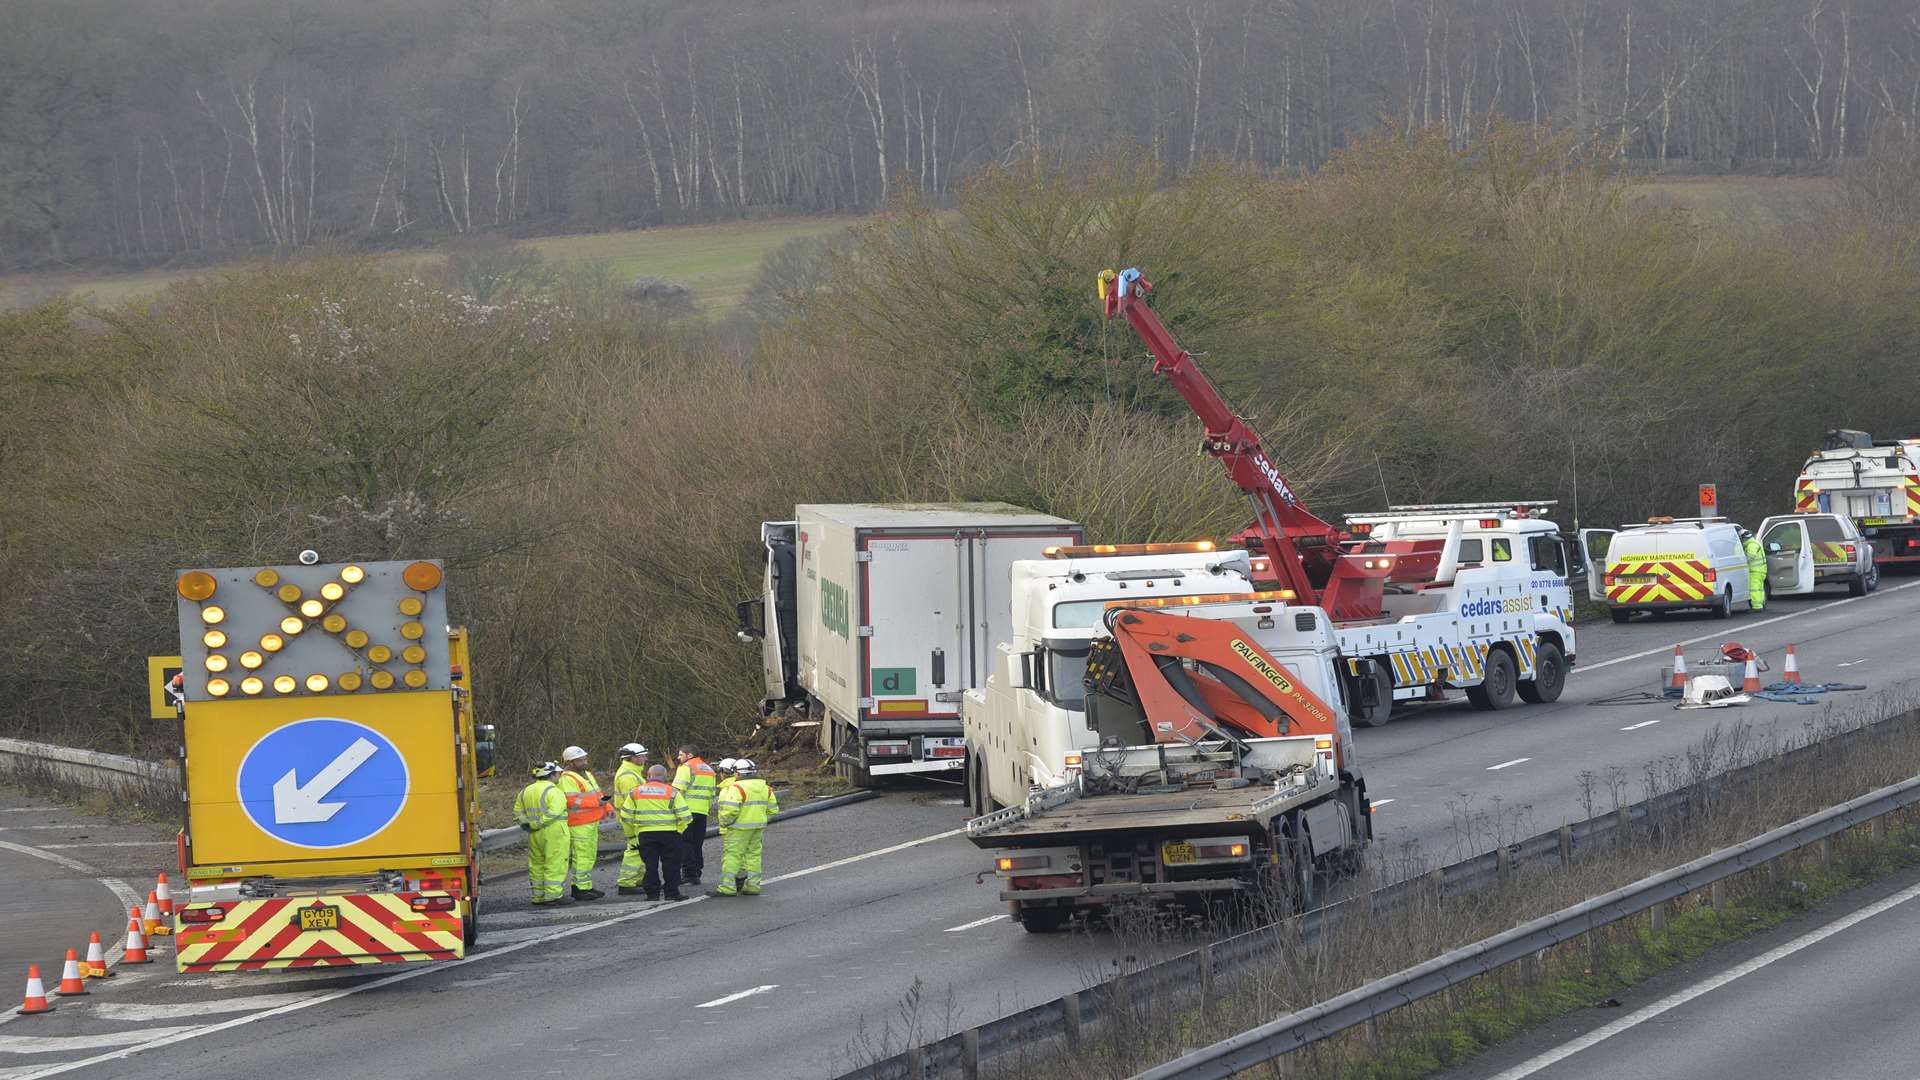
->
[1487, 878, 1920, 1080]
[1487, 758, 1531, 771]
[1369, 798, 1396, 808]
[36, 841, 174, 849]
[1575, 580, 1920, 675]
[943, 914, 1008, 932]
[1838, 657, 1870, 667]
[1620, 720, 1662, 731]
[13, 825, 968, 1078]
[0, 838, 143, 1034]
[159, 968, 372, 992]
[0, 1027, 201, 1055]
[87, 992, 322, 1023]
[695, 984, 777, 1008]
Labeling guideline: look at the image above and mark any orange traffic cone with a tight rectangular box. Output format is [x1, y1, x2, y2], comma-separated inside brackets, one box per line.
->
[1669, 645, 1689, 691]
[55, 950, 87, 996]
[142, 891, 171, 937]
[1783, 644, 1803, 684]
[155, 873, 174, 917]
[1742, 656, 1763, 694]
[80, 932, 110, 978]
[122, 906, 152, 964]
[16, 965, 54, 1015]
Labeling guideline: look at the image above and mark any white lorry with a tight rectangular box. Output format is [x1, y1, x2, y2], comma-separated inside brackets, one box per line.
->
[1794, 429, 1920, 570]
[736, 503, 1082, 784]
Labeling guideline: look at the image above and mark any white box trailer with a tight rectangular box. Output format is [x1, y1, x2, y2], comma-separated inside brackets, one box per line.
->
[738, 503, 1081, 784]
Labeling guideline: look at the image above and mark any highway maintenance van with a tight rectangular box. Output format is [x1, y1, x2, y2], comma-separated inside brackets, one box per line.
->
[168, 557, 481, 972]
[1581, 518, 1752, 622]
[737, 504, 1082, 785]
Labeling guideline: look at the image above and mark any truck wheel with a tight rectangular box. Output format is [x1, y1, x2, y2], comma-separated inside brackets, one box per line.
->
[965, 756, 984, 816]
[1283, 817, 1316, 912]
[1712, 587, 1732, 619]
[1355, 666, 1394, 728]
[1018, 906, 1068, 934]
[1467, 649, 1518, 710]
[1517, 642, 1566, 704]
[463, 897, 479, 949]
[1848, 572, 1867, 597]
[833, 720, 873, 789]
[1609, 608, 1631, 624]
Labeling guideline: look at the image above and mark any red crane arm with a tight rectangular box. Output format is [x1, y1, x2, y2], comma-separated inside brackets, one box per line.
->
[1099, 268, 1337, 603]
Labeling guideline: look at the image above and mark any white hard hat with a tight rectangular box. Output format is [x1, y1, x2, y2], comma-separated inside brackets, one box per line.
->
[530, 760, 561, 778]
[734, 758, 758, 774]
[561, 745, 588, 761]
[618, 742, 649, 758]
[717, 757, 738, 772]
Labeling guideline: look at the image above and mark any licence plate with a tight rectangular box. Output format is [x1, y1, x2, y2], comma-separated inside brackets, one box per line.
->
[1160, 841, 1197, 866]
[1617, 574, 1657, 585]
[297, 906, 340, 931]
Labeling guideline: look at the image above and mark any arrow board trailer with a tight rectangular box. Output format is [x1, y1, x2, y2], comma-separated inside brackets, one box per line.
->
[738, 504, 1082, 785]
[169, 559, 480, 973]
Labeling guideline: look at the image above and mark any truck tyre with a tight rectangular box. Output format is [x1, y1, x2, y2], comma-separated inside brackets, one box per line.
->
[1282, 816, 1315, 912]
[1467, 649, 1518, 710]
[463, 897, 479, 949]
[1355, 666, 1394, 728]
[832, 719, 873, 789]
[1018, 906, 1068, 934]
[1516, 642, 1566, 705]
[966, 756, 984, 816]
[1609, 608, 1631, 624]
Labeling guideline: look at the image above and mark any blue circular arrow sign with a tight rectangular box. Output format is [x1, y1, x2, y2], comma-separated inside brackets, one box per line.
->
[236, 718, 410, 849]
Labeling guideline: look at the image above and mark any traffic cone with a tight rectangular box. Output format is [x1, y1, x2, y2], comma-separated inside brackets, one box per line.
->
[16, 965, 53, 1015]
[55, 950, 87, 996]
[1742, 656, 1763, 694]
[1669, 646, 1689, 691]
[142, 890, 171, 937]
[155, 873, 174, 917]
[1783, 644, 1803, 684]
[80, 932, 110, 978]
[122, 906, 152, 964]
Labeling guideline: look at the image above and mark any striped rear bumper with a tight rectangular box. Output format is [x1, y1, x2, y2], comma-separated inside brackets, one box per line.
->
[174, 892, 463, 973]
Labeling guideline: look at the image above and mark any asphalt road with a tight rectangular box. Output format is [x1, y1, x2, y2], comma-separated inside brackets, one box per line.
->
[3, 579, 1918, 1079]
[1439, 862, 1920, 1080]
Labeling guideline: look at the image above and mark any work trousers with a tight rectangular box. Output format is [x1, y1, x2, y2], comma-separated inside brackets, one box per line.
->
[527, 824, 569, 903]
[681, 812, 708, 881]
[1748, 569, 1767, 611]
[618, 825, 644, 887]
[717, 827, 765, 895]
[638, 832, 684, 897]
[567, 822, 599, 890]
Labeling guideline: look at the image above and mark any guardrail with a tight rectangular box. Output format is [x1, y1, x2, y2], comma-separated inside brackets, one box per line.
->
[0, 736, 175, 798]
[1139, 771, 1920, 1078]
[835, 706, 1916, 1080]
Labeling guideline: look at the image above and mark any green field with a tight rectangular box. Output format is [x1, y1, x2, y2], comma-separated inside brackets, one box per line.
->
[1634, 175, 1841, 231]
[0, 215, 860, 314]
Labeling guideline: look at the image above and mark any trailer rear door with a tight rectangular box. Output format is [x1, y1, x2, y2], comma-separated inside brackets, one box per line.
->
[863, 535, 967, 720]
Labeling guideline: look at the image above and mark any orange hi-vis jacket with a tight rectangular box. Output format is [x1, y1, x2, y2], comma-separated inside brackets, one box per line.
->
[558, 769, 609, 827]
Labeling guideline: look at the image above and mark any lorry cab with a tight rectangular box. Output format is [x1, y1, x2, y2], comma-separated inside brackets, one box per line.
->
[1755, 512, 1877, 597]
[1581, 518, 1754, 622]
[963, 544, 1254, 814]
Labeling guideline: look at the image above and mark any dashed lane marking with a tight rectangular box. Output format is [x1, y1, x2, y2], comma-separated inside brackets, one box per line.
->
[1574, 580, 1920, 676]
[695, 984, 777, 1008]
[1369, 798, 1396, 808]
[1487, 758, 1531, 771]
[14, 824, 969, 1078]
[1621, 720, 1662, 731]
[943, 914, 1008, 932]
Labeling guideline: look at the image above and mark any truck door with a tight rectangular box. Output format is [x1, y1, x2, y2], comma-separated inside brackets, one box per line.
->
[1577, 529, 1616, 603]
[1759, 519, 1815, 595]
[864, 536, 967, 719]
[757, 522, 798, 703]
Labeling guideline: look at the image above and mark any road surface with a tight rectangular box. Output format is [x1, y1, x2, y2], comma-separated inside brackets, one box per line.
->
[1, 579, 1917, 1079]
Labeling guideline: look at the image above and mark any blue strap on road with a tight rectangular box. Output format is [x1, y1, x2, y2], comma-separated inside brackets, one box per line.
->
[1753, 682, 1868, 703]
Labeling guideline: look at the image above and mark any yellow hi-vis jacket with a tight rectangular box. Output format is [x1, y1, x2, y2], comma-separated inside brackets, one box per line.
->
[618, 780, 691, 834]
[715, 778, 778, 831]
[514, 780, 567, 831]
[672, 758, 719, 816]
[612, 761, 647, 820]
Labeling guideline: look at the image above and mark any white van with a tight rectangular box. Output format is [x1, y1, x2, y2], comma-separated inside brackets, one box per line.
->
[1579, 518, 1755, 623]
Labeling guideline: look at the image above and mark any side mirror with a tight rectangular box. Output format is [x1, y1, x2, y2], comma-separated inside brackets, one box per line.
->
[734, 598, 765, 642]
[1006, 650, 1035, 690]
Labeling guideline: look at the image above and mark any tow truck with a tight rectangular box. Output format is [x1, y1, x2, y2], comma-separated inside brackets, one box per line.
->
[961, 268, 1580, 931]
[1794, 429, 1920, 568]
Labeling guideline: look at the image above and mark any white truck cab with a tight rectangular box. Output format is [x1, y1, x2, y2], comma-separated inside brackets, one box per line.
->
[964, 543, 1254, 813]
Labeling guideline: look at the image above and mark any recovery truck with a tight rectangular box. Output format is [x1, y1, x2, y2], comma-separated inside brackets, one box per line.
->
[736, 504, 1081, 784]
[167, 557, 481, 972]
[1794, 429, 1920, 569]
[1092, 268, 1578, 724]
[967, 590, 1372, 931]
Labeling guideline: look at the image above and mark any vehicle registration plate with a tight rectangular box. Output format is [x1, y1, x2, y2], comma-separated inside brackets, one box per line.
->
[1160, 841, 1197, 866]
[297, 906, 340, 931]
[1617, 574, 1657, 585]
